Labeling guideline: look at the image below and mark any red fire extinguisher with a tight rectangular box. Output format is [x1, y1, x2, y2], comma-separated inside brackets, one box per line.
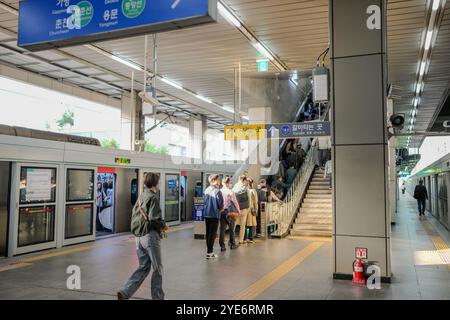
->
[352, 258, 367, 285]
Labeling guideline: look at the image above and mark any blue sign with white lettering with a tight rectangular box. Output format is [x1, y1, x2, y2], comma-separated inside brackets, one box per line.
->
[267, 121, 331, 139]
[18, 0, 217, 51]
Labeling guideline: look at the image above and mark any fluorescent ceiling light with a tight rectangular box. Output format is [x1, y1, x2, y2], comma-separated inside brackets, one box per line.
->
[432, 0, 440, 11]
[424, 30, 433, 50]
[419, 61, 427, 76]
[160, 77, 183, 90]
[409, 125, 413, 132]
[416, 82, 422, 94]
[111, 55, 142, 71]
[252, 42, 274, 61]
[218, 2, 241, 28]
[242, 115, 249, 121]
[412, 109, 417, 118]
[222, 106, 235, 114]
[413, 98, 419, 108]
[196, 94, 213, 104]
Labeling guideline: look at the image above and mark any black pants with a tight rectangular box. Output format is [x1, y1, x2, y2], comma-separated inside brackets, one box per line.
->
[205, 218, 219, 254]
[417, 198, 426, 216]
[219, 214, 236, 248]
[256, 211, 262, 235]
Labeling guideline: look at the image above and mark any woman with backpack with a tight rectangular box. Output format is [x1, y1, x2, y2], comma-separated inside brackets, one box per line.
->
[117, 173, 167, 300]
[233, 175, 250, 245]
[220, 177, 240, 251]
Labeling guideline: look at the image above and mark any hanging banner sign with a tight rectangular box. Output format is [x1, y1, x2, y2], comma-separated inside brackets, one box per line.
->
[18, 0, 218, 51]
[224, 122, 331, 140]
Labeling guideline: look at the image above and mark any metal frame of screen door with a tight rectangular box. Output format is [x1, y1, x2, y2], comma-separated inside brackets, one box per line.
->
[61, 165, 97, 247]
[163, 171, 181, 227]
[8, 162, 62, 257]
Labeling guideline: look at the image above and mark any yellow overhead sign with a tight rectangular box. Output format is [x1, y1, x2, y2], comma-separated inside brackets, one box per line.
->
[224, 124, 266, 141]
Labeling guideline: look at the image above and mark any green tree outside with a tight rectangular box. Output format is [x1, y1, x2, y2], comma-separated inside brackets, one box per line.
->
[101, 138, 120, 149]
[145, 142, 169, 155]
[56, 109, 75, 131]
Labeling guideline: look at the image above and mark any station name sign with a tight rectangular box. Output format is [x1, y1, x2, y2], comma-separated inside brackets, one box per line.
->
[224, 122, 331, 141]
[18, 0, 218, 51]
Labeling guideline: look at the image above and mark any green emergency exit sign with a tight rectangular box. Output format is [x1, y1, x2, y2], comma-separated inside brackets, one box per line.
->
[257, 59, 269, 72]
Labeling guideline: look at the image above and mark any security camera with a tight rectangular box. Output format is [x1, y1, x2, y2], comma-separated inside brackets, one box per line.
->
[138, 90, 160, 106]
[389, 114, 405, 129]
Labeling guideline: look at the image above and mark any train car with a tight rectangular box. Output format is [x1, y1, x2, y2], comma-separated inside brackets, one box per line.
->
[406, 153, 450, 230]
[0, 127, 239, 257]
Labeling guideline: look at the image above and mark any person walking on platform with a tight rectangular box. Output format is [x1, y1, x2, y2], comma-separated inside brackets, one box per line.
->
[220, 177, 240, 251]
[203, 174, 224, 259]
[233, 175, 250, 245]
[118, 173, 167, 300]
[244, 178, 259, 244]
[414, 180, 428, 217]
[324, 159, 332, 190]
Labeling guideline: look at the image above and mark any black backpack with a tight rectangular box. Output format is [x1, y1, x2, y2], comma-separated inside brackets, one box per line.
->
[235, 190, 249, 210]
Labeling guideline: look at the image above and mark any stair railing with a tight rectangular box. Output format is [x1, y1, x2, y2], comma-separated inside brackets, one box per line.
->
[269, 139, 318, 238]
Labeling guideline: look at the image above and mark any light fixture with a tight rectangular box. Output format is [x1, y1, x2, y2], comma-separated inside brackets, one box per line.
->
[222, 106, 235, 114]
[252, 42, 274, 61]
[411, 109, 417, 118]
[419, 61, 427, 76]
[196, 95, 213, 104]
[424, 30, 434, 50]
[432, 0, 440, 11]
[160, 77, 183, 90]
[413, 98, 419, 108]
[217, 2, 241, 28]
[415, 82, 422, 94]
[111, 55, 142, 71]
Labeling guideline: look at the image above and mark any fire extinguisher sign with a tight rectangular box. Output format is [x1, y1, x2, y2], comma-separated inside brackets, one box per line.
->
[355, 247, 368, 259]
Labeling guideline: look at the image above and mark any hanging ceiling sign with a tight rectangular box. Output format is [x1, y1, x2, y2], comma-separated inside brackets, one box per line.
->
[267, 121, 331, 139]
[18, 0, 218, 51]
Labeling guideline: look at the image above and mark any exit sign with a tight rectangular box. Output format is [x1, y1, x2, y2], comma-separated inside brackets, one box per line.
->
[257, 59, 269, 72]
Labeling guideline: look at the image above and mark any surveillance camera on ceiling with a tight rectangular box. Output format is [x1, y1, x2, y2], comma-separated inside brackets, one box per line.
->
[390, 114, 405, 130]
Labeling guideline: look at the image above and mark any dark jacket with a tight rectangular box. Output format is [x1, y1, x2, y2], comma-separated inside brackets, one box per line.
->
[130, 187, 162, 237]
[414, 185, 428, 200]
[204, 186, 224, 219]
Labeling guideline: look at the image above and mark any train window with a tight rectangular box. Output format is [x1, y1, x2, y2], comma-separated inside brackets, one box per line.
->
[19, 167, 57, 205]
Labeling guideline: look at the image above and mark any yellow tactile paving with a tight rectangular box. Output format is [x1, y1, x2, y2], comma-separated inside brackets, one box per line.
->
[0, 262, 32, 273]
[421, 220, 450, 272]
[22, 245, 97, 263]
[231, 242, 324, 300]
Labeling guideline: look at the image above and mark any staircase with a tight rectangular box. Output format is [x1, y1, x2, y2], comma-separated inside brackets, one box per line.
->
[291, 168, 332, 237]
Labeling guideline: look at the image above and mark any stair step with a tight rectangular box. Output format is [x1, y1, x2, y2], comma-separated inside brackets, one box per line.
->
[300, 208, 332, 215]
[310, 182, 330, 187]
[302, 204, 332, 210]
[308, 189, 332, 194]
[309, 185, 330, 190]
[303, 198, 332, 204]
[306, 194, 332, 199]
[295, 217, 332, 224]
[291, 229, 332, 237]
[293, 224, 332, 232]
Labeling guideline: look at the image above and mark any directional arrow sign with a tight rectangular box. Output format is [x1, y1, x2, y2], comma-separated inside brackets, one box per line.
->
[19, 0, 218, 51]
[266, 121, 331, 139]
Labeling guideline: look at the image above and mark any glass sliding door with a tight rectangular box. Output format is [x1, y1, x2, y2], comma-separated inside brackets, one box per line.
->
[165, 173, 180, 225]
[64, 167, 96, 245]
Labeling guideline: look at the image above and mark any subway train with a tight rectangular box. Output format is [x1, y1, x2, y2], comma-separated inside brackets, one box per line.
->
[0, 126, 238, 257]
[406, 153, 450, 230]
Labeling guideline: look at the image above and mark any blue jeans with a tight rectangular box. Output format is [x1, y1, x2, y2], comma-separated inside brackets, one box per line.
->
[417, 199, 426, 216]
[120, 231, 164, 300]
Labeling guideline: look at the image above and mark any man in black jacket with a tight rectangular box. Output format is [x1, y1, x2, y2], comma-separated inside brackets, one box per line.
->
[414, 180, 428, 217]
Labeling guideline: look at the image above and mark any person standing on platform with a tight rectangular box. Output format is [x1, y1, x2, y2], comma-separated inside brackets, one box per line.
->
[118, 173, 167, 300]
[220, 177, 240, 251]
[244, 178, 259, 244]
[233, 175, 250, 245]
[414, 180, 428, 217]
[203, 174, 224, 259]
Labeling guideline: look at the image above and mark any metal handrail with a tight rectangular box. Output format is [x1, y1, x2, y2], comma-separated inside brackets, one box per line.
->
[269, 139, 318, 237]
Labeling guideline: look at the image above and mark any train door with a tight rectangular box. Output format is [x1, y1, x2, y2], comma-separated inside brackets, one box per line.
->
[96, 169, 116, 237]
[180, 173, 187, 222]
[0, 162, 10, 257]
[62, 166, 96, 246]
[8, 163, 59, 256]
[164, 173, 181, 226]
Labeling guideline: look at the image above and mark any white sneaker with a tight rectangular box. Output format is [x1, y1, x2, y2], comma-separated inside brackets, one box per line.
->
[206, 253, 218, 260]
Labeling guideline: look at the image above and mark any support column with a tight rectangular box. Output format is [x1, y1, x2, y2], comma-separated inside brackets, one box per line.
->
[188, 115, 207, 164]
[120, 90, 143, 151]
[330, 0, 391, 281]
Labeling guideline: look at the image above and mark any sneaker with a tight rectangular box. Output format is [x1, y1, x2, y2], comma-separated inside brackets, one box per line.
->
[117, 291, 127, 300]
[206, 253, 218, 260]
[230, 244, 239, 250]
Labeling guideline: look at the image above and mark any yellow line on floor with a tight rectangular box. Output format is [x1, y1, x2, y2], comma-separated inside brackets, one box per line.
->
[0, 262, 33, 272]
[422, 220, 450, 272]
[22, 245, 96, 263]
[231, 242, 324, 300]
[288, 236, 332, 242]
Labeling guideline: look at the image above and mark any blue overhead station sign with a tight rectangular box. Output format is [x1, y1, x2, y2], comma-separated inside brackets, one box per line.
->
[267, 121, 331, 139]
[18, 0, 218, 51]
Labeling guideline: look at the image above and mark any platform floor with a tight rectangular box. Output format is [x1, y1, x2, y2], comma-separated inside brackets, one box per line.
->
[0, 193, 449, 300]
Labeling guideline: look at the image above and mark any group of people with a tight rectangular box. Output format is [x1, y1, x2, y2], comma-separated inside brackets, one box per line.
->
[203, 174, 282, 260]
[299, 99, 326, 122]
[96, 178, 114, 232]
